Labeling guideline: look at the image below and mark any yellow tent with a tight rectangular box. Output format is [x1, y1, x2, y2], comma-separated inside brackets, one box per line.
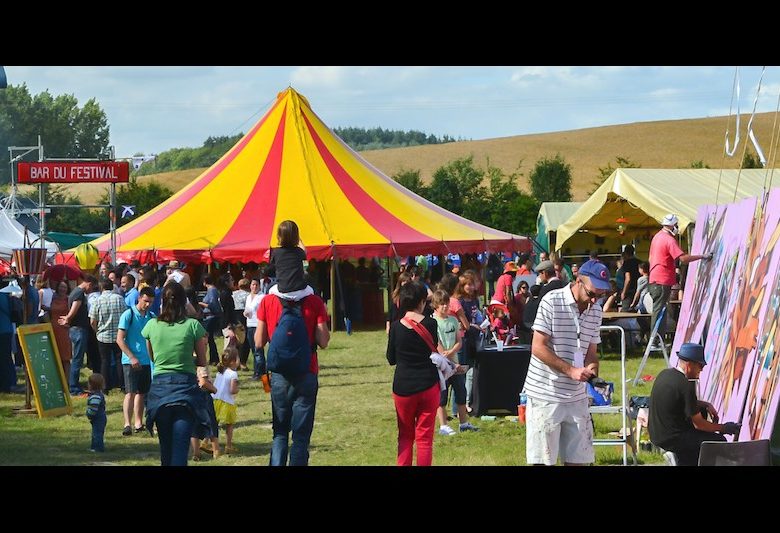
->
[555, 168, 775, 251]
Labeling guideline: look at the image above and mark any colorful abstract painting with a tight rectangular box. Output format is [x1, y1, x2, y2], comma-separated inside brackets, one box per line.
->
[672, 188, 780, 440]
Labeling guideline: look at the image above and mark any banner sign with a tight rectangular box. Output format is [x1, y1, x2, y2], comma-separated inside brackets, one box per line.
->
[17, 161, 130, 184]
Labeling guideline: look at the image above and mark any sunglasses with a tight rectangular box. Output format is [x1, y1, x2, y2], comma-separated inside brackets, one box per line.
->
[579, 279, 602, 299]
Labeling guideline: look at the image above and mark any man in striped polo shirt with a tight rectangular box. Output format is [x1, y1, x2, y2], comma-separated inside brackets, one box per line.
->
[523, 259, 611, 465]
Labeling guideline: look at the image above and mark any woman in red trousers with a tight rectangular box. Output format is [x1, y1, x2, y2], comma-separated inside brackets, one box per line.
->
[386, 280, 440, 466]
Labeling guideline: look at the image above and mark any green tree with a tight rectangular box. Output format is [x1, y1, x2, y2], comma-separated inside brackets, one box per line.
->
[428, 156, 486, 216]
[485, 164, 539, 235]
[422, 156, 538, 236]
[742, 149, 763, 169]
[0, 84, 110, 184]
[392, 168, 429, 198]
[529, 154, 572, 203]
[589, 155, 641, 194]
[690, 160, 710, 168]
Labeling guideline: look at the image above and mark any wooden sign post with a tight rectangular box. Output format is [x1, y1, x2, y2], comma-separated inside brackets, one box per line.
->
[16, 323, 72, 418]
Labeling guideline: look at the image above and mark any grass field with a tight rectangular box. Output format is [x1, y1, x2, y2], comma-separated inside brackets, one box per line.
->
[0, 330, 668, 466]
[30, 110, 780, 205]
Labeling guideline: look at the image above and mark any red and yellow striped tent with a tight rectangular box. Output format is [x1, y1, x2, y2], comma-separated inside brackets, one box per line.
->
[89, 88, 529, 264]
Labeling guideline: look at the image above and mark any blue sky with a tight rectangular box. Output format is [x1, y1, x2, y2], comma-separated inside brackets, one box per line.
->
[5, 66, 780, 158]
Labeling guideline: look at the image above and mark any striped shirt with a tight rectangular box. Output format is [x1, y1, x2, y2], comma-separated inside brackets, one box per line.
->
[523, 285, 602, 403]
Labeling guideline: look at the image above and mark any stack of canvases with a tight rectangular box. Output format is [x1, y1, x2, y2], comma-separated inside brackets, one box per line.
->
[672, 187, 780, 442]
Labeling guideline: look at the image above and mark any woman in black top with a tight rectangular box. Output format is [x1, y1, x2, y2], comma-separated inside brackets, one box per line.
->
[386, 280, 440, 466]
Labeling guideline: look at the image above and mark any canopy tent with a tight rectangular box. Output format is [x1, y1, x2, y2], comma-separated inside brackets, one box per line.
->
[0, 208, 58, 260]
[47, 232, 103, 251]
[87, 88, 529, 263]
[555, 168, 775, 251]
[535, 202, 583, 253]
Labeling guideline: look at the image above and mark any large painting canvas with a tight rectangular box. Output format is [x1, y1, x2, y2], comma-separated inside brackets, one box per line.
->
[739, 189, 780, 440]
[671, 203, 729, 355]
[672, 189, 780, 441]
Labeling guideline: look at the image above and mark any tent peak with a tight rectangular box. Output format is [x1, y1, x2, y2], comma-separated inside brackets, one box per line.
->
[277, 87, 310, 109]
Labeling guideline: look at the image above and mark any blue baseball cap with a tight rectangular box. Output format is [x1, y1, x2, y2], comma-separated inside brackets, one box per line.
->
[578, 259, 611, 290]
[678, 343, 706, 365]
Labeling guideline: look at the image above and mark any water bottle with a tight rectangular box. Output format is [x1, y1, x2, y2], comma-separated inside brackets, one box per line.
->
[518, 393, 527, 424]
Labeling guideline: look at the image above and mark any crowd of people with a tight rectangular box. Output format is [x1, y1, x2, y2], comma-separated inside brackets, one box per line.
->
[0, 220, 330, 466]
[0, 213, 741, 466]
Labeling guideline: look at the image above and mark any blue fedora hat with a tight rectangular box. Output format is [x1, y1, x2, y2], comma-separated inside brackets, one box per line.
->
[678, 343, 706, 365]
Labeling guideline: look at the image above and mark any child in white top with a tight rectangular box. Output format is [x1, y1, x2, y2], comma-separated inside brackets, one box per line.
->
[213, 346, 240, 454]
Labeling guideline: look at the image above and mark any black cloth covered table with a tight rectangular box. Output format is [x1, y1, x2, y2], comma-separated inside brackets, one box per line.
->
[471, 344, 531, 416]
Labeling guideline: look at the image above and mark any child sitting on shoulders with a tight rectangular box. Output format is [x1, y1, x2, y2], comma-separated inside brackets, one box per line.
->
[268, 220, 314, 302]
[213, 346, 240, 455]
[86, 373, 107, 453]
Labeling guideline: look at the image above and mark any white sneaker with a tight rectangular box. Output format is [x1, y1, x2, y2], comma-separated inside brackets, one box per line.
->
[439, 425, 457, 436]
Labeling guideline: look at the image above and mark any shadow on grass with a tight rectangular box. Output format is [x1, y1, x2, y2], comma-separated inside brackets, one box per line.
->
[319, 363, 384, 371]
[234, 418, 271, 430]
[319, 379, 389, 388]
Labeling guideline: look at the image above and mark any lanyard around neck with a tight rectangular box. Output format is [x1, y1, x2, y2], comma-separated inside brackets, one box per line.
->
[568, 303, 583, 350]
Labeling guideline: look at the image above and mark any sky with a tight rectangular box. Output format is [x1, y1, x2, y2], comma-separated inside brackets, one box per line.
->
[5, 66, 780, 158]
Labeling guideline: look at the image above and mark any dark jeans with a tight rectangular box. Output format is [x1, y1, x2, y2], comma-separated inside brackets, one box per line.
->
[156, 404, 195, 466]
[202, 315, 221, 365]
[270, 372, 318, 466]
[246, 327, 266, 377]
[648, 283, 671, 336]
[87, 328, 101, 373]
[0, 333, 15, 393]
[663, 429, 726, 466]
[69, 326, 89, 394]
[98, 341, 123, 391]
[90, 412, 107, 452]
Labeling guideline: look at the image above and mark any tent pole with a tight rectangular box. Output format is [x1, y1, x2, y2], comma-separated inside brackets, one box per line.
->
[386, 257, 392, 322]
[330, 257, 336, 333]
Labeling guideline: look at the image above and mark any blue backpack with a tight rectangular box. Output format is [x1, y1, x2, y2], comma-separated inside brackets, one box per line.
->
[266, 298, 313, 377]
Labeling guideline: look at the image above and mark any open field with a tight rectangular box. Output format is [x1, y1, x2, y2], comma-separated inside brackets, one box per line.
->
[0, 330, 667, 466]
[36, 111, 780, 204]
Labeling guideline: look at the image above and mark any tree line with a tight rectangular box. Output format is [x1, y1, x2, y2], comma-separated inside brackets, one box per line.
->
[332, 126, 459, 151]
[133, 134, 244, 176]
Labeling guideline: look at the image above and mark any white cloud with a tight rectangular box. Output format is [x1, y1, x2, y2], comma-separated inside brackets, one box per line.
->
[290, 66, 351, 88]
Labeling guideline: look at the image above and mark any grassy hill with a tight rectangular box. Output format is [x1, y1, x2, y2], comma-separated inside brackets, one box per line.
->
[52, 112, 780, 204]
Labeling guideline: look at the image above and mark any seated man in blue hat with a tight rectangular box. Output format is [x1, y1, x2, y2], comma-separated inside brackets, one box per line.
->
[648, 343, 740, 465]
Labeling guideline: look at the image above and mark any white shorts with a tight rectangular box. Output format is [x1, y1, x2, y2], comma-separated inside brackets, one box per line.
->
[526, 396, 594, 465]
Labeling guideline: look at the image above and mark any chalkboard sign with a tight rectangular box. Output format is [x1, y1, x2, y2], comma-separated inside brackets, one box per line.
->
[16, 323, 72, 418]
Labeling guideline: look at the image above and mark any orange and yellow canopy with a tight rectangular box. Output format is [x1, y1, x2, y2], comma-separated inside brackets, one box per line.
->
[89, 88, 528, 263]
